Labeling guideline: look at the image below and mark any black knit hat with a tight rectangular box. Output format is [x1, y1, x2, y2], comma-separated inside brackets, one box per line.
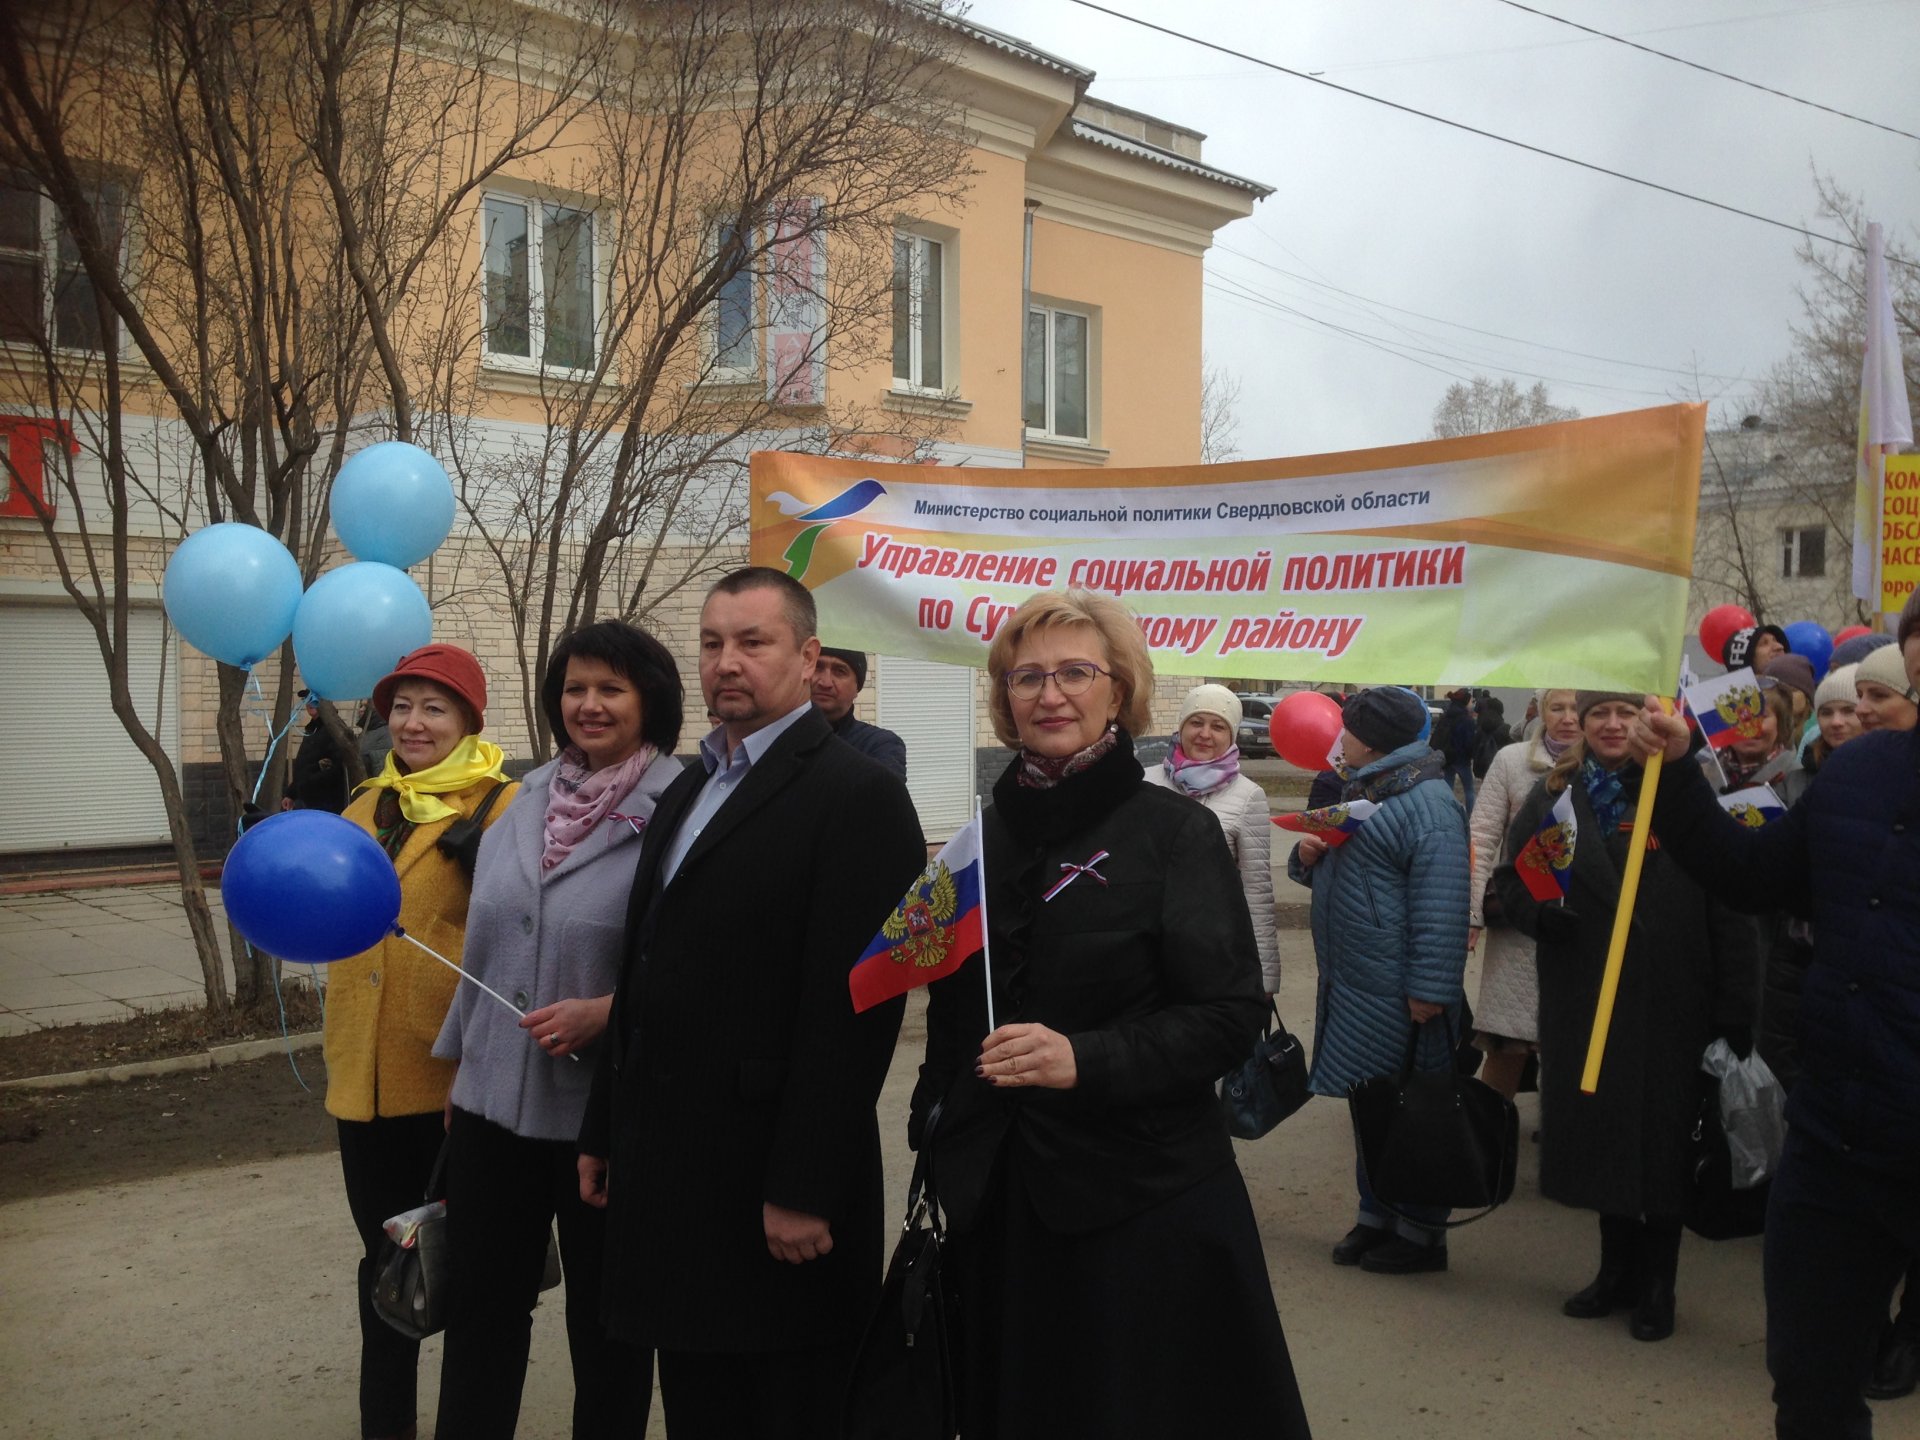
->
[817, 646, 867, 689]
[1722, 623, 1788, 670]
[1343, 686, 1428, 755]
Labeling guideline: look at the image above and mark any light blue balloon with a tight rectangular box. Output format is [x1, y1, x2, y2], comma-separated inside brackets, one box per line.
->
[332, 441, 456, 568]
[292, 561, 433, 700]
[162, 523, 303, 669]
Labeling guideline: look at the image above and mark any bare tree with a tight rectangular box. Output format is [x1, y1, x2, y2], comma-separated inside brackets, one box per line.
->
[1199, 358, 1240, 464]
[0, 0, 611, 1012]
[420, 0, 976, 756]
[1429, 376, 1579, 439]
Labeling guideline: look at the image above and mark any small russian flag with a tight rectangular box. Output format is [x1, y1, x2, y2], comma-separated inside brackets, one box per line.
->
[1684, 668, 1768, 751]
[1273, 798, 1380, 846]
[1717, 785, 1787, 827]
[1515, 788, 1578, 902]
[849, 817, 986, 1014]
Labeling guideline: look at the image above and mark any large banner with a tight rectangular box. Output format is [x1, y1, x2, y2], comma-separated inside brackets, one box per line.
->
[750, 403, 1706, 693]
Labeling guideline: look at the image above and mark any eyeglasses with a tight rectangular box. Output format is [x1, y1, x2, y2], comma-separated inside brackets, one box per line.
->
[1005, 662, 1108, 701]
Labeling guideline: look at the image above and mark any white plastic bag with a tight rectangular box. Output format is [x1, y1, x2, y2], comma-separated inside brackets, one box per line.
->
[1699, 1039, 1786, 1190]
[381, 1199, 445, 1249]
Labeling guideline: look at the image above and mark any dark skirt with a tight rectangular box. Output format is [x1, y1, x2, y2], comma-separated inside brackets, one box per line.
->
[950, 1156, 1311, 1440]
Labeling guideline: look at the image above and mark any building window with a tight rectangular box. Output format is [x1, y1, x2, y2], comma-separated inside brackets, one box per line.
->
[482, 194, 598, 372]
[1781, 525, 1826, 579]
[1024, 303, 1089, 441]
[710, 219, 758, 376]
[892, 233, 943, 390]
[0, 175, 126, 353]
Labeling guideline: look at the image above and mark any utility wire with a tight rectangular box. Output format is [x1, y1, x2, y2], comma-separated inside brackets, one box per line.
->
[1064, 0, 1910, 265]
[1492, 0, 1920, 143]
[1213, 239, 1751, 383]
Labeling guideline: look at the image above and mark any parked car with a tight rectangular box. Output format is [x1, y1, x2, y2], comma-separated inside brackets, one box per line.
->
[1233, 693, 1276, 757]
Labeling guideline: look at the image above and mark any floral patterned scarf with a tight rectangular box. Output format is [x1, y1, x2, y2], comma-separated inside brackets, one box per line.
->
[542, 744, 659, 874]
[1017, 723, 1122, 790]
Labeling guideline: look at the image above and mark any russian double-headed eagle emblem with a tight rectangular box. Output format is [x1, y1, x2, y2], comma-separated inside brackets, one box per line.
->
[1713, 683, 1766, 740]
[1519, 819, 1575, 879]
[880, 860, 958, 968]
[1725, 802, 1769, 829]
[1295, 805, 1350, 836]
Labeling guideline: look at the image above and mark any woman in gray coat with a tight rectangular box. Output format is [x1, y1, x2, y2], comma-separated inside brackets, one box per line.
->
[1288, 686, 1470, 1276]
[433, 621, 683, 1439]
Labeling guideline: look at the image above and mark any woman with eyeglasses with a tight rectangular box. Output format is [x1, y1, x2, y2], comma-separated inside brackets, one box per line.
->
[909, 590, 1311, 1440]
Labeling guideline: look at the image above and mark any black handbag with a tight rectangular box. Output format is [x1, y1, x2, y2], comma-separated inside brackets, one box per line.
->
[1347, 1012, 1519, 1227]
[372, 1139, 562, 1340]
[436, 780, 511, 881]
[842, 1103, 958, 1440]
[1683, 1074, 1771, 1241]
[1220, 1000, 1313, 1139]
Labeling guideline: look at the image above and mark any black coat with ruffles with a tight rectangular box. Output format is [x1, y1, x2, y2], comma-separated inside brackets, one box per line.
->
[1493, 768, 1758, 1218]
[908, 733, 1269, 1236]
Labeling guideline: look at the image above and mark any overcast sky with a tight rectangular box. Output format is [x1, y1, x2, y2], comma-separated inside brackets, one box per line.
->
[960, 0, 1919, 459]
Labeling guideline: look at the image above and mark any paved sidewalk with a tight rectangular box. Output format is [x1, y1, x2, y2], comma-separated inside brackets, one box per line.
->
[0, 883, 247, 1034]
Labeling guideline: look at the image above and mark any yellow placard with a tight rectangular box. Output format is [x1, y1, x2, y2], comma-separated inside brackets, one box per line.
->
[1880, 455, 1920, 614]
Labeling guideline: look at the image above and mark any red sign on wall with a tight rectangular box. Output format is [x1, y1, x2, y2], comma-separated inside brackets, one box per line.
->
[0, 416, 78, 519]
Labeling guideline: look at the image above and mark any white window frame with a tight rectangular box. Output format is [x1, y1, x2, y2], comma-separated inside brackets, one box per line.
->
[706, 218, 760, 383]
[1024, 300, 1093, 443]
[1780, 524, 1827, 580]
[0, 174, 128, 357]
[479, 189, 604, 378]
[891, 229, 949, 394]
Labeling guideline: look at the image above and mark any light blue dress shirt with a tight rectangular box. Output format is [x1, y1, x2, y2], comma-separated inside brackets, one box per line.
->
[660, 700, 814, 884]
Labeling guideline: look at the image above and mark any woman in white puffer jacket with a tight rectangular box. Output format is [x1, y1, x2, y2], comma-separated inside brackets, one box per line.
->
[1146, 685, 1279, 990]
[1468, 687, 1580, 1098]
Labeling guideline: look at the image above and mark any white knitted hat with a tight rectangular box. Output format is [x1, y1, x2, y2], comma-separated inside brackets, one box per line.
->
[1814, 663, 1858, 713]
[1177, 684, 1243, 733]
[1855, 645, 1917, 703]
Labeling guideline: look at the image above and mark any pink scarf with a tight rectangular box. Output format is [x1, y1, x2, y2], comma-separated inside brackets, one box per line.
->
[541, 744, 658, 874]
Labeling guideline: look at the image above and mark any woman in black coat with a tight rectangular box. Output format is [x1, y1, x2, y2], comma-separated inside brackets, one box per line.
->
[910, 588, 1311, 1440]
[1494, 692, 1757, 1344]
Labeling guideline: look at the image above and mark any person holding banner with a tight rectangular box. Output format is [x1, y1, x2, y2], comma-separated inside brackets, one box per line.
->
[909, 589, 1310, 1440]
[1493, 693, 1757, 1344]
[432, 620, 683, 1439]
[1288, 685, 1470, 1274]
[1144, 684, 1280, 991]
[1467, 689, 1579, 1099]
[324, 644, 516, 1440]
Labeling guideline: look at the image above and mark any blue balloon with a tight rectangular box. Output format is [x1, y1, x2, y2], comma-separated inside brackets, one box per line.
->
[162, 523, 303, 668]
[1783, 620, 1834, 679]
[331, 441, 456, 568]
[292, 561, 433, 700]
[222, 810, 401, 963]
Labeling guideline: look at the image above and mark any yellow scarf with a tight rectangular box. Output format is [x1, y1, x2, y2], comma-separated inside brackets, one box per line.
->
[357, 735, 509, 824]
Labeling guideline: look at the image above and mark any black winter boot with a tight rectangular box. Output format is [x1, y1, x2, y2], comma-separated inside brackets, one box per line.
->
[1630, 1217, 1681, 1342]
[1563, 1214, 1641, 1319]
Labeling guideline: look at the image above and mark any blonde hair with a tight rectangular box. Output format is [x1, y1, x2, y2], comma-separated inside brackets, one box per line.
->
[985, 589, 1154, 747]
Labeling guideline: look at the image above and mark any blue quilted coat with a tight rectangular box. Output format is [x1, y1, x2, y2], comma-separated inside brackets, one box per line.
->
[1287, 740, 1471, 1096]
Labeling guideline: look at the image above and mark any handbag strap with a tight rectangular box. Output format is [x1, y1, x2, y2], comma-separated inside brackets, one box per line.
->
[1355, 1145, 1512, 1232]
[1399, 1007, 1459, 1079]
[471, 780, 510, 827]
[424, 1134, 451, 1205]
[905, 1101, 946, 1240]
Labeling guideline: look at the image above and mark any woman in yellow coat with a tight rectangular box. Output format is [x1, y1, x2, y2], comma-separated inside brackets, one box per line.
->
[324, 644, 515, 1440]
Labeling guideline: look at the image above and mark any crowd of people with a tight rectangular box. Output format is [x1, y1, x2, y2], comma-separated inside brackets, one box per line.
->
[289, 576, 1920, 1440]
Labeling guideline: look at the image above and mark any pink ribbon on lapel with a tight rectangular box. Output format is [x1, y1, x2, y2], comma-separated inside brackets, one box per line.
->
[1044, 849, 1111, 902]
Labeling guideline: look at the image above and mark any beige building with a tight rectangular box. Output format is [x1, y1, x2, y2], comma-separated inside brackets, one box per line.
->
[0, 11, 1267, 861]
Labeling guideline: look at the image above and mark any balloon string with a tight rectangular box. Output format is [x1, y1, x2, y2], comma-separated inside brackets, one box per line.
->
[390, 926, 580, 1062]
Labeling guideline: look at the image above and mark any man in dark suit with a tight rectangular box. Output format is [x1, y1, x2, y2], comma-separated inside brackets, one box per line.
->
[578, 566, 925, 1439]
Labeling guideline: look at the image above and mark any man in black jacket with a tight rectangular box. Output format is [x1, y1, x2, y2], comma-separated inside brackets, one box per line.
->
[809, 645, 907, 779]
[578, 567, 924, 1439]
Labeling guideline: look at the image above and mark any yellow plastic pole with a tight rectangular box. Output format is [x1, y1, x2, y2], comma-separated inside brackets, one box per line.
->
[1578, 699, 1670, 1095]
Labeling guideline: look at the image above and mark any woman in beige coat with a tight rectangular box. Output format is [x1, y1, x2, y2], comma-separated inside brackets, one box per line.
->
[1467, 687, 1578, 1098]
[1146, 684, 1279, 990]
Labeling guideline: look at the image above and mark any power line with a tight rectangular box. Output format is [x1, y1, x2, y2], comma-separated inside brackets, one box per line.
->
[1492, 0, 1920, 142]
[1213, 239, 1752, 384]
[1063, 0, 1909, 265]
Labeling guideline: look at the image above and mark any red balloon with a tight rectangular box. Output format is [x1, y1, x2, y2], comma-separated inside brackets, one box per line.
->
[1270, 690, 1345, 770]
[1699, 603, 1757, 666]
[1834, 625, 1873, 646]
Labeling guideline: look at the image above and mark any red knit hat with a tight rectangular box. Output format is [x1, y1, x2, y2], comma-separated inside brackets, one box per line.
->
[371, 644, 488, 730]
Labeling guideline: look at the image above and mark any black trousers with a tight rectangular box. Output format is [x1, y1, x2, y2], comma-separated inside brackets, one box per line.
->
[337, 1112, 444, 1439]
[433, 1106, 651, 1440]
[1768, 1128, 1920, 1439]
[655, 1343, 854, 1440]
